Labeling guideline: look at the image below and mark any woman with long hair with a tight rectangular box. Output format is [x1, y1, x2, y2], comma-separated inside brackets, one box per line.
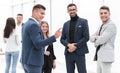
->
[3, 17, 20, 73]
[40, 21, 56, 73]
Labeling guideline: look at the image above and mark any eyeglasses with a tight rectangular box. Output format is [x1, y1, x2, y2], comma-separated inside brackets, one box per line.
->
[68, 9, 76, 11]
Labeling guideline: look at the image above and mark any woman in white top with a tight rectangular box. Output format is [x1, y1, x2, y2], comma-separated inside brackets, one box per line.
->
[3, 17, 20, 73]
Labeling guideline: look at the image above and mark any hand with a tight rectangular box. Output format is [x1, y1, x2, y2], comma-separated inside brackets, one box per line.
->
[67, 43, 76, 53]
[44, 51, 50, 56]
[52, 60, 56, 69]
[54, 28, 62, 39]
[95, 35, 100, 40]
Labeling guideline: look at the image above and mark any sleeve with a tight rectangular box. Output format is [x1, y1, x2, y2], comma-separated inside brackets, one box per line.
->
[15, 30, 21, 46]
[95, 24, 117, 46]
[29, 23, 56, 49]
[90, 31, 98, 43]
[89, 25, 101, 47]
[3, 38, 7, 43]
[51, 44, 56, 60]
[60, 23, 69, 47]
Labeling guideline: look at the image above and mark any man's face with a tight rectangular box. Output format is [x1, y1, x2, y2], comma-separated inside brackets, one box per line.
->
[67, 6, 77, 17]
[99, 9, 110, 23]
[35, 9, 45, 22]
[17, 15, 23, 24]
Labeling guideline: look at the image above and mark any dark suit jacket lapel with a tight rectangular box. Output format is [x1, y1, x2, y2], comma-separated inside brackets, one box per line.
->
[100, 20, 110, 35]
[67, 21, 70, 41]
[74, 18, 81, 36]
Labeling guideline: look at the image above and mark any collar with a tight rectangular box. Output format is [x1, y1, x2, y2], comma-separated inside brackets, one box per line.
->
[30, 17, 39, 24]
[70, 15, 78, 21]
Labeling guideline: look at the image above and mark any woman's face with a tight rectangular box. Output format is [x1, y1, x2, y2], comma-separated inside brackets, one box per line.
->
[41, 23, 49, 34]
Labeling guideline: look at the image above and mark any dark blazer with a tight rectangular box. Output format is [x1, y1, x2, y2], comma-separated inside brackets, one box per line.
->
[43, 44, 56, 68]
[60, 17, 89, 55]
[21, 18, 56, 66]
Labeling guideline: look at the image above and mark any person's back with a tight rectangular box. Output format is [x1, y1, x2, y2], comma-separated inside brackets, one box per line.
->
[4, 17, 20, 73]
[4, 29, 19, 52]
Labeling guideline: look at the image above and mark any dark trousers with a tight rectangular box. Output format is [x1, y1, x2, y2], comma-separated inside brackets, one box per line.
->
[42, 56, 53, 73]
[42, 66, 52, 73]
[22, 63, 42, 73]
[65, 52, 87, 73]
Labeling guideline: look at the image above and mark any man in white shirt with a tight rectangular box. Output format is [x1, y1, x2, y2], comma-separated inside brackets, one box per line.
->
[16, 13, 23, 43]
[16, 13, 23, 68]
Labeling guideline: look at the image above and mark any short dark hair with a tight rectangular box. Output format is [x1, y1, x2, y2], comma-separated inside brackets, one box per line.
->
[32, 4, 46, 12]
[67, 3, 77, 9]
[100, 6, 110, 12]
[17, 13, 23, 16]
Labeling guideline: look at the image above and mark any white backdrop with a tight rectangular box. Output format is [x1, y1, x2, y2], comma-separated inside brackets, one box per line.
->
[0, 0, 120, 73]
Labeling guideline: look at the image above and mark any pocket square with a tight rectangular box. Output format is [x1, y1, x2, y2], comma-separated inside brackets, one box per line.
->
[78, 25, 82, 28]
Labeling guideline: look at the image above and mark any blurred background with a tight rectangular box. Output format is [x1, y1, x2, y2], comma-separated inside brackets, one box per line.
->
[0, 0, 120, 73]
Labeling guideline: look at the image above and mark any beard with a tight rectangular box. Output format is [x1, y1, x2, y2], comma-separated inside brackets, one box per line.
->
[70, 13, 77, 17]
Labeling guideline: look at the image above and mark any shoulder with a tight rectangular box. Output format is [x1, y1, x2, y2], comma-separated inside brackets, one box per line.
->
[107, 20, 116, 29]
[27, 18, 37, 25]
[78, 17, 88, 22]
[63, 20, 70, 28]
[77, 17, 88, 26]
[64, 20, 70, 24]
[25, 19, 39, 29]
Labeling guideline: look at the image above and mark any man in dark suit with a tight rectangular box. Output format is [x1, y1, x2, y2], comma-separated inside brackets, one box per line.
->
[21, 4, 61, 73]
[60, 3, 89, 73]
